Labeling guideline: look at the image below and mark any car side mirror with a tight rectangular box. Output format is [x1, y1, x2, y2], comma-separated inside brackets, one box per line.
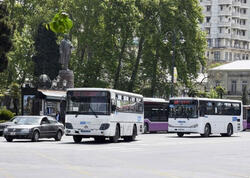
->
[111, 105, 117, 112]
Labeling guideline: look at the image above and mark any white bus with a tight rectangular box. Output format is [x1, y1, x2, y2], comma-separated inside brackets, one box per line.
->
[65, 88, 144, 143]
[168, 97, 243, 137]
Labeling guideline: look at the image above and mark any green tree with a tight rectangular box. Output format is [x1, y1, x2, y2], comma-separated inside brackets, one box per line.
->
[215, 86, 226, 99]
[0, 2, 13, 72]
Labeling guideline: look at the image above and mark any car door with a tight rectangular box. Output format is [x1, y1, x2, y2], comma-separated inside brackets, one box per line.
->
[47, 117, 58, 137]
[40, 117, 50, 138]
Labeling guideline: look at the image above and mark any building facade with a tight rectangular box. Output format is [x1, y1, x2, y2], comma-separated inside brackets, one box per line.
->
[208, 60, 250, 100]
[200, 0, 250, 63]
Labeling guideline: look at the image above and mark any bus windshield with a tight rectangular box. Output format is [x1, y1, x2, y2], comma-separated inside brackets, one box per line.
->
[169, 100, 198, 118]
[66, 91, 110, 115]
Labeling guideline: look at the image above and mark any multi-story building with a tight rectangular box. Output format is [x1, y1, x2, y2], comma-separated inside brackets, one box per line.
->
[200, 0, 250, 63]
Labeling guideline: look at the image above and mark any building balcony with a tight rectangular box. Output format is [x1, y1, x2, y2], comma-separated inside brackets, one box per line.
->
[231, 34, 241, 39]
[204, 23, 211, 27]
[218, 22, 231, 27]
[232, 1, 241, 7]
[240, 35, 248, 41]
[239, 25, 248, 30]
[232, 12, 240, 17]
[218, 0, 232, 4]
[241, 3, 249, 8]
[204, 11, 212, 16]
[231, 23, 240, 29]
[240, 14, 249, 19]
[202, 0, 212, 5]
[217, 33, 231, 39]
[218, 10, 231, 16]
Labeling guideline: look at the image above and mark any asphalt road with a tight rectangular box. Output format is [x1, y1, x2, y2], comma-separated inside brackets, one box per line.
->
[0, 132, 250, 178]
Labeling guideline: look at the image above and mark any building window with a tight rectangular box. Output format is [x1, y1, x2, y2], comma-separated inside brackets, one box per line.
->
[231, 80, 237, 94]
[207, 6, 211, 12]
[225, 52, 228, 60]
[242, 81, 247, 91]
[214, 51, 221, 61]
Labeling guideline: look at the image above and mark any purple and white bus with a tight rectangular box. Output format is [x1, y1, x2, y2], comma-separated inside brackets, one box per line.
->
[243, 105, 250, 130]
[143, 98, 169, 133]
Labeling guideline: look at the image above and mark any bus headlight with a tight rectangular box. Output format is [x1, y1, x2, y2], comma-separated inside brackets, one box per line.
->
[190, 124, 198, 128]
[99, 123, 110, 130]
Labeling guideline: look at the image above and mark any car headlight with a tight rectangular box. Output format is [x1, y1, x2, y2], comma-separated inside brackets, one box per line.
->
[20, 128, 31, 133]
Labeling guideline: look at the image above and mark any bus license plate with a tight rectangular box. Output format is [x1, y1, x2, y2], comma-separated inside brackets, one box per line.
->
[81, 129, 90, 133]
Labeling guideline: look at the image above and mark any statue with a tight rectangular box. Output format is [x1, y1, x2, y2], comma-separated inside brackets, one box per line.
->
[59, 35, 72, 70]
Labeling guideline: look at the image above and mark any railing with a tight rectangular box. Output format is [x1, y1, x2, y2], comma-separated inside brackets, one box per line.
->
[218, 0, 232, 4]
[218, 9, 231, 16]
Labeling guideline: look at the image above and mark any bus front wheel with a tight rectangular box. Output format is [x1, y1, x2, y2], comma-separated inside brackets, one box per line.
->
[110, 125, 120, 143]
[177, 133, 184, 137]
[201, 124, 210, 137]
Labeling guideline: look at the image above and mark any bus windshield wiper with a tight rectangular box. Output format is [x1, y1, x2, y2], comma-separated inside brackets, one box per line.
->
[89, 105, 98, 118]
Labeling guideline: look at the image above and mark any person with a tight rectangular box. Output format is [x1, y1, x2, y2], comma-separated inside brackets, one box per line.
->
[55, 111, 60, 122]
[59, 34, 73, 70]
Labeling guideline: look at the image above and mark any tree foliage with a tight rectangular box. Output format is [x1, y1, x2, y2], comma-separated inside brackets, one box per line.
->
[1, 0, 207, 99]
[0, 1, 13, 72]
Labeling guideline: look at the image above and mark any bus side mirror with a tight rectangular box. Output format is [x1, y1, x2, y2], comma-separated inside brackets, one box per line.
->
[112, 105, 117, 112]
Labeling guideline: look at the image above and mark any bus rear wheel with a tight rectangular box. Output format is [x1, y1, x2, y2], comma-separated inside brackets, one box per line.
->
[124, 125, 137, 142]
[144, 123, 149, 134]
[222, 124, 233, 137]
[73, 135, 82, 143]
[177, 133, 184, 137]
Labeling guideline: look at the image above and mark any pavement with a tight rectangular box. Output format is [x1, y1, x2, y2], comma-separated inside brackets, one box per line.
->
[0, 132, 250, 178]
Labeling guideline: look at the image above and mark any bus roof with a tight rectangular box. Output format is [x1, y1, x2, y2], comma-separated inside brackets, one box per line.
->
[170, 97, 242, 103]
[67, 88, 143, 98]
[143, 97, 169, 103]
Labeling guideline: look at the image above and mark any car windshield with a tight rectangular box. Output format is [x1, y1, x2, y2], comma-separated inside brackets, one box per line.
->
[13, 117, 40, 125]
[169, 100, 198, 118]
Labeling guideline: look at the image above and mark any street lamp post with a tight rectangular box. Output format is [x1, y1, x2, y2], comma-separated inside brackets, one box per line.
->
[165, 29, 184, 98]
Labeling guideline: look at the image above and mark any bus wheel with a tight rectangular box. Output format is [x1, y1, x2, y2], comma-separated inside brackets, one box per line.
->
[226, 124, 233, 137]
[110, 125, 120, 143]
[201, 124, 210, 137]
[144, 123, 149, 134]
[124, 125, 137, 142]
[73, 135, 82, 143]
[177, 133, 184, 137]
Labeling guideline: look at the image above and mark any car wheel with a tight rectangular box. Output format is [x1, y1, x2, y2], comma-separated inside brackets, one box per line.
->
[32, 131, 40, 142]
[55, 130, 62, 141]
[5, 136, 13, 142]
[110, 125, 120, 143]
[177, 133, 184, 137]
[73, 135, 82, 143]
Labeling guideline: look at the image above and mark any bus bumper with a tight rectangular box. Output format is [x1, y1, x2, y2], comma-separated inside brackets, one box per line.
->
[65, 129, 111, 137]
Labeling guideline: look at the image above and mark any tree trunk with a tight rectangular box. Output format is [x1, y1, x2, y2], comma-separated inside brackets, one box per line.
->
[114, 38, 127, 89]
[128, 36, 144, 92]
[150, 48, 159, 97]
